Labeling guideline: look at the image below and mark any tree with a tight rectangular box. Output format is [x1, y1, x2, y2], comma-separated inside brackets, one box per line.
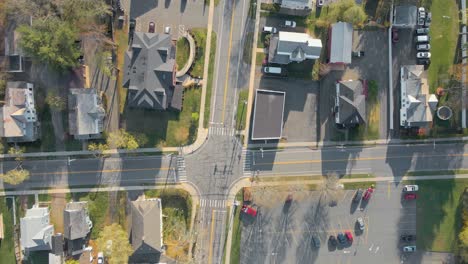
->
[106, 129, 139, 150]
[316, 174, 343, 206]
[65, 259, 80, 264]
[56, 0, 111, 31]
[316, 0, 366, 27]
[46, 91, 66, 111]
[8, 146, 25, 163]
[96, 224, 133, 264]
[343, 5, 367, 26]
[0, 168, 30, 185]
[17, 18, 81, 70]
[88, 142, 109, 158]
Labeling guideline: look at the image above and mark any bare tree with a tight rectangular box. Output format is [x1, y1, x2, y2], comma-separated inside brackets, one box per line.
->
[316, 173, 343, 206]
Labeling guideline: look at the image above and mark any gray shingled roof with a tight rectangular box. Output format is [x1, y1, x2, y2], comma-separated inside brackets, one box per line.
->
[252, 89, 286, 140]
[64, 202, 91, 240]
[131, 199, 163, 254]
[269, 32, 322, 64]
[68, 88, 105, 139]
[336, 80, 366, 126]
[20, 207, 54, 252]
[329, 22, 353, 64]
[123, 32, 175, 110]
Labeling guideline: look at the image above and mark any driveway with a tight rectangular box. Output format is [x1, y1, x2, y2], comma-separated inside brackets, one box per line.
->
[239, 182, 419, 264]
[254, 77, 319, 142]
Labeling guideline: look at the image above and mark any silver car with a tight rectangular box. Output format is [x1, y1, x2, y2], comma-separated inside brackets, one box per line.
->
[417, 52, 431, 59]
[403, 246, 416, 252]
[357, 217, 365, 231]
[416, 44, 430, 51]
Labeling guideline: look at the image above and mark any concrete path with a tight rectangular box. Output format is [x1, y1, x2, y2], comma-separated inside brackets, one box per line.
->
[175, 31, 196, 77]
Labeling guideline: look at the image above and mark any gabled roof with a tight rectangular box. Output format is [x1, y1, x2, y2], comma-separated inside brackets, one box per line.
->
[281, 0, 312, 9]
[335, 80, 366, 126]
[20, 207, 54, 252]
[68, 88, 105, 139]
[64, 202, 91, 240]
[123, 32, 175, 110]
[131, 199, 163, 254]
[329, 22, 353, 64]
[269, 32, 322, 64]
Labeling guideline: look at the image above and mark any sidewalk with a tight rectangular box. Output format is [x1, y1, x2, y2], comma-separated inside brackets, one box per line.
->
[461, 0, 467, 128]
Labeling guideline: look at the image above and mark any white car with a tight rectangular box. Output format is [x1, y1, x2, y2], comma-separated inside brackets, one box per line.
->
[97, 252, 104, 264]
[357, 217, 364, 231]
[418, 7, 426, 19]
[284, 20, 296, 28]
[417, 52, 431, 59]
[403, 185, 419, 192]
[403, 246, 416, 252]
[316, 0, 324, 7]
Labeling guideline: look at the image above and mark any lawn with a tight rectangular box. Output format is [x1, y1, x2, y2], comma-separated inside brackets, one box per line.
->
[256, 52, 265, 66]
[348, 80, 380, 140]
[114, 26, 129, 114]
[426, 0, 458, 93]
[204, 32, 217, 128]
[406, 170, 468, 176]
[176, 37, 190, 70]
[229, 190, 243, 264]
[190, 28, 208, 78]
[235, 90, 249, 130]
[0, 197, 16, 264]
[123, 87, 201, 147]
[412, 179, 468, 252]
[343, 181, 376, 190]
[69, 192, 109, 239]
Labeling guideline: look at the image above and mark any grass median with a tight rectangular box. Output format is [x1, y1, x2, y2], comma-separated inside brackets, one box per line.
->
[229, 190, 243, 264]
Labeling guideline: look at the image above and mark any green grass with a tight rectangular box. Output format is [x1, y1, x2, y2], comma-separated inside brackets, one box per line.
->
[124, 87, 201, 147]
[411, 179, 468, 252]
[260, 3, 280, 12]
[343, 181, 376, 190]
[190, 28, 208, 78]
[145, 188, 192, 230]
[255, 52, 265, 66]
[427, 0, 458, 93]
[115, 27, 129, 114]
[229, 190, 243, 264]
[406, 170, 468, 176]
[70, 192, 109, 239]
[176, 38, 190, 70]
[340, 173, 375, 179]
[204, 32, 217, 128]
[235, 90, 249, 130]
[257, 175, 322, 182]
[348, 80, 380, 141]
[0, 198, 16, 264]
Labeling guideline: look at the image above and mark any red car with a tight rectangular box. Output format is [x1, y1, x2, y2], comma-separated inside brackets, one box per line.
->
[404, 193, 417, 200]
[345, 231, 353, 242]
[392, 28, 399, 43]
[362, 187, 373, 201]
[148, 22, 155, 33]
[241, 205, 257, 217]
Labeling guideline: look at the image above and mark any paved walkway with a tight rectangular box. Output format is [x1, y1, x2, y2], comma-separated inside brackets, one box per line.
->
[175, 31, 196, 77]
[461, 0, 467, 128]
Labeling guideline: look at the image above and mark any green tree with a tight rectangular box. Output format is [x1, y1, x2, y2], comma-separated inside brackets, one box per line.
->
[88, 142, 109, 158]
[65, 259, 80, 264]
[17, 18, 81, 70]
[343, 5, 367, 26]
[0, 168, 30, 185]
[106, 129, 139, 150]
[57, 0, 111, 29]
[46, 91, 66, 111]
[8, 146, 25, 162]
[96, 224, 133, 264]
[316, 0, 366, 27]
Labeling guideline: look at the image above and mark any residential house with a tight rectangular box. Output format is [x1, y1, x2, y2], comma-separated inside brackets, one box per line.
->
[334, 80, 366, 128]
[2, 81, 40, 142]
[68, 88, 105, 140]
[130, 198, 163, 262]
[20, 206, 54, 253]
[269, 31, 322, 65]
[63, 202, 92, 255]
[279, 0, 312, 16]
[400, 65, 438, 127]
[123, 32, 182, 111]
[328, 22, 353, 65]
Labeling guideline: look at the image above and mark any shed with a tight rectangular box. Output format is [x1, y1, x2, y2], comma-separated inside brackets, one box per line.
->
[329, 22, 353, 65]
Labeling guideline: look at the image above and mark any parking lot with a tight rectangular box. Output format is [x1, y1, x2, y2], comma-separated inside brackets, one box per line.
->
[239, 182, 420, 264]
[130, 0, 208, 39]
[254, 77, 319, 142]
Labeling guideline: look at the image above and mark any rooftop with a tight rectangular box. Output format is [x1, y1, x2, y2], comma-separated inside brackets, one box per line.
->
[20, 207, 54, 252]
[335, 80, 366, 127]
[68, 88, 105, 139]
[393, 5, 417, 28]
[251, 89, 286, 140]
[131, 198, 163, 254]
[329, 22, 353, 64]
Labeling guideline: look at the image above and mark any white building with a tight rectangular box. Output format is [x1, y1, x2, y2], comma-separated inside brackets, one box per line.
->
[269, 31, 322, 65]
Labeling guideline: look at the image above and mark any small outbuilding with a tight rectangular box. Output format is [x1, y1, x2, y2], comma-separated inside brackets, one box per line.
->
[328, 22, 353, 65]
[393, 5, 417, 28]
[251, 89, 286, 141]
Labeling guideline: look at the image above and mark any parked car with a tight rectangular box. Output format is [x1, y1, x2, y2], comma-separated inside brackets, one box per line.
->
[329, 235, 337, 246]
[401, 235, 416, 242]
[357, 217, 365, 231]
[415, 35, 430, 43]
[316, 0, 324, 7]
[416, 27, 429, 35]
[241, 205, 257, 217]
[403, 246, 417, 252]
[418, 7, 426, 19]
[404, 193, 417, 200]
[263, 66, 284, 76]
[416, 44, 430, 51]
[284, 20, 296, 28]
[97, 252, 104, 264]
[362, 187, 373, 201]
[392, 28, 399, 43]
[263, 26, 277, 34]
[164, 26, 171, 34]
[337, 233, 347, 244]
[352, 51, 365, 57]
[425, 12, 432, 27]
[353, 189, 363, 202]
[417, 58, 431, 65]
[403, 185, 419, 192]
[345, 231, 353, 242]
[311, 235, 321, 248]
[148, 22, 155, 33]
[417, 52, 431, 59]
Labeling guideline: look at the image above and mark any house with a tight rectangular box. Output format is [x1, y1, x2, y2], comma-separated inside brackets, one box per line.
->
[20, 206, 54, 253]
[269, 31, 322, 65]
[64, 202, 92, 255]
[400, 65, 438, 127]
[328, 22, 353, 65]
[334, 80, 366, 128]
[393, 5, 418, 28]
[280, 0, 312, 16]
[130, 198, 163, 261]
[2, 81, 40, 142]
[123, 32, 182, 111]
[68, 88, 105, 140]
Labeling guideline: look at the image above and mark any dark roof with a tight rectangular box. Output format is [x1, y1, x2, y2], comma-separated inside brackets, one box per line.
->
[393, 5, 417, 28]
[51, 234, 64, 255]
[131, 199, 163, 254]
[63, 202, 90, 240]
[170, 85, 183, 111]
[251, 89, 286, 140]
[335, 80, 366, 126]
[123, 32, 176, 110]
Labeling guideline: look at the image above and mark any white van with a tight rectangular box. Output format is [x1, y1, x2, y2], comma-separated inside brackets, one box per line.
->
[415, 35, 430, 43]
[263, 67, 282, 75]
[263, 26, 277, 34]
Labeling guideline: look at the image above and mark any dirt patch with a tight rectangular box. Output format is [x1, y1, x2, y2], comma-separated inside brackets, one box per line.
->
[249, 185, 315, 209]
[50, 193, 66, 233]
